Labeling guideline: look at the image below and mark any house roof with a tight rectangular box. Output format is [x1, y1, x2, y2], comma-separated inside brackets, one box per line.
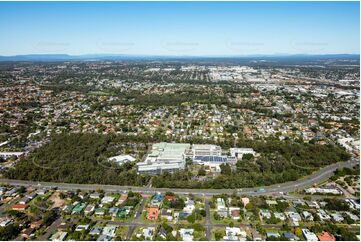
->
[148, 207, 159, 213]
[22, 227, 34, 236]
[165, 195, 176, 201]
[147, 207, 160, 219]
[318, 232, 336, 241]
[231, 210, 240, 217]
[12, 204, 28, 210]
[161, 209, 172, 216]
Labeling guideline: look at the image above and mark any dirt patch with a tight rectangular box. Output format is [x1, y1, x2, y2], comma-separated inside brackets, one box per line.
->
[49, 191, 65, 209]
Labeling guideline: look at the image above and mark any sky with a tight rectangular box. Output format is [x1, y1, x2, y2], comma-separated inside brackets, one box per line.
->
[0, 1, 359, 56]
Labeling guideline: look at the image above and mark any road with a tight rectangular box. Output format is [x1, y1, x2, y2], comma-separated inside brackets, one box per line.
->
[126, 197, 147, 240]
[0, 159, 358, 196]
[204, 198, 212, 240]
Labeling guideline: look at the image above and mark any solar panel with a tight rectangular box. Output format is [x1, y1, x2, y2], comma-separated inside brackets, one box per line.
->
[193, 155, 230, 163]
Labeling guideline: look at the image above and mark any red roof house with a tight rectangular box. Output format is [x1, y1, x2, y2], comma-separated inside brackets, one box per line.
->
[318, 232, 336, 241]
[147, 207, 160, 221]
[165, 195, 176, 201]
[12, 204, 28, 211]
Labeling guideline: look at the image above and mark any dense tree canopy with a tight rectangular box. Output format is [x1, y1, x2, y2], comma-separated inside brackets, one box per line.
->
[4, 133, 150, 186]
[152, 140, 350, 189]
[4, 133, 350, 189]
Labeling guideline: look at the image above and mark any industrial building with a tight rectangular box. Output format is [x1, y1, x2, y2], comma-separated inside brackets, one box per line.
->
[188, 144, 222, 157]
[229, 148, 256, 159]
[137, 142, 252, 174]
[137, 143, 190, 175]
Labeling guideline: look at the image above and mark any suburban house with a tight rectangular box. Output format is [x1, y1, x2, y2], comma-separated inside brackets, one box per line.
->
[147, 207, 160, 221]
[318, 232, 336, 241]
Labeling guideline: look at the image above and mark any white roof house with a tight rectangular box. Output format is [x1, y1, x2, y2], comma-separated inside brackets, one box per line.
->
[50, 231, 67, 241]
[101, 196, 115, 204]
[302, 211, 314, 221]
[179, 228, 194, 241]
[345, 211, 359, 221]
[260, 209, 272, 220]
[0, 218, 13, 227]
[183, 199, 195, 214]
[75, 224, 89, 232]
[102, 225, 118, 237]
[317, 209, 331, 221]
[286, 211, 302, 221]
[330, 212, 344, 222]
[274, 212, 286, 221]
[223, 227, 247, 241]
[302, 229, 318, 241]
[141, 227, 155, 240]
[345, 199, 360, 210]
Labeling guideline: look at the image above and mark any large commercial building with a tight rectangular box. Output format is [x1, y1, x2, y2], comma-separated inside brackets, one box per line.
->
[190, 144, 237, 166]
[229, 148, 255, 160]
[137, 142, 252, 174]
[137, 143, 190, 175]
[189, 144, 222, 157]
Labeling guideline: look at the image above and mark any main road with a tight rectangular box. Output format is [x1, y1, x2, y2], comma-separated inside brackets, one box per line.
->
[0, 158, 358, 196]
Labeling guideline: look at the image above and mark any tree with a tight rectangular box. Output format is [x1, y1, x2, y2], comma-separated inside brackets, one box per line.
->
[275, 201, 289, 212]
[17, 186, 26, 194]
[324, 198, 350, 211]
[43, 209, 58, 226]
[294, 227, 302, 238]
[266, 213, 280, 224]
[245, 203, 253, 210]
[165, 191, 175, 196]
[215, 231, 224, 241]
[220, 164, 232, 175]
[192, 223, 204, 232]
[198, 167, 206, 176]
[170, 198, 185, 210]
[0, 224, 21, 240]
[243, 154, 254, 160]
[187, 214, 196, 224]
[198, 209, 206, 217]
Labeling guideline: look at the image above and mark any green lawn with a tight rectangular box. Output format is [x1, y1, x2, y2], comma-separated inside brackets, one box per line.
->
[116, 226, 129, 240]
[212, 228, 226, 241]
[210, 211, 239, 226]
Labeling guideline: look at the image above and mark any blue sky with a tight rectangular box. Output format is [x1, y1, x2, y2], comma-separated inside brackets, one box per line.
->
[0, 1, 359, 56]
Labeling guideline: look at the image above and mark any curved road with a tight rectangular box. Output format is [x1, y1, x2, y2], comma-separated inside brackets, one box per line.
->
[0, 158, 358, 196]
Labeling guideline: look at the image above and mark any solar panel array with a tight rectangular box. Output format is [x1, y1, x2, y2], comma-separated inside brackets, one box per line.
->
[194, 156, 228, 163]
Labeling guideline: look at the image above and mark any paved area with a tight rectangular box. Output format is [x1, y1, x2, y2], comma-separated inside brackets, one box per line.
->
[126, 197, 147, 240]
[205, 198, 212, 240]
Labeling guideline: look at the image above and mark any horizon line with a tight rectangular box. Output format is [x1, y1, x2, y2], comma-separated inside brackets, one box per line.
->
[0, 53, 360, 58]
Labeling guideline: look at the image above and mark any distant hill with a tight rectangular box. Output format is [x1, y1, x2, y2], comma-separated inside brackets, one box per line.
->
[0, 53, 359, 63]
